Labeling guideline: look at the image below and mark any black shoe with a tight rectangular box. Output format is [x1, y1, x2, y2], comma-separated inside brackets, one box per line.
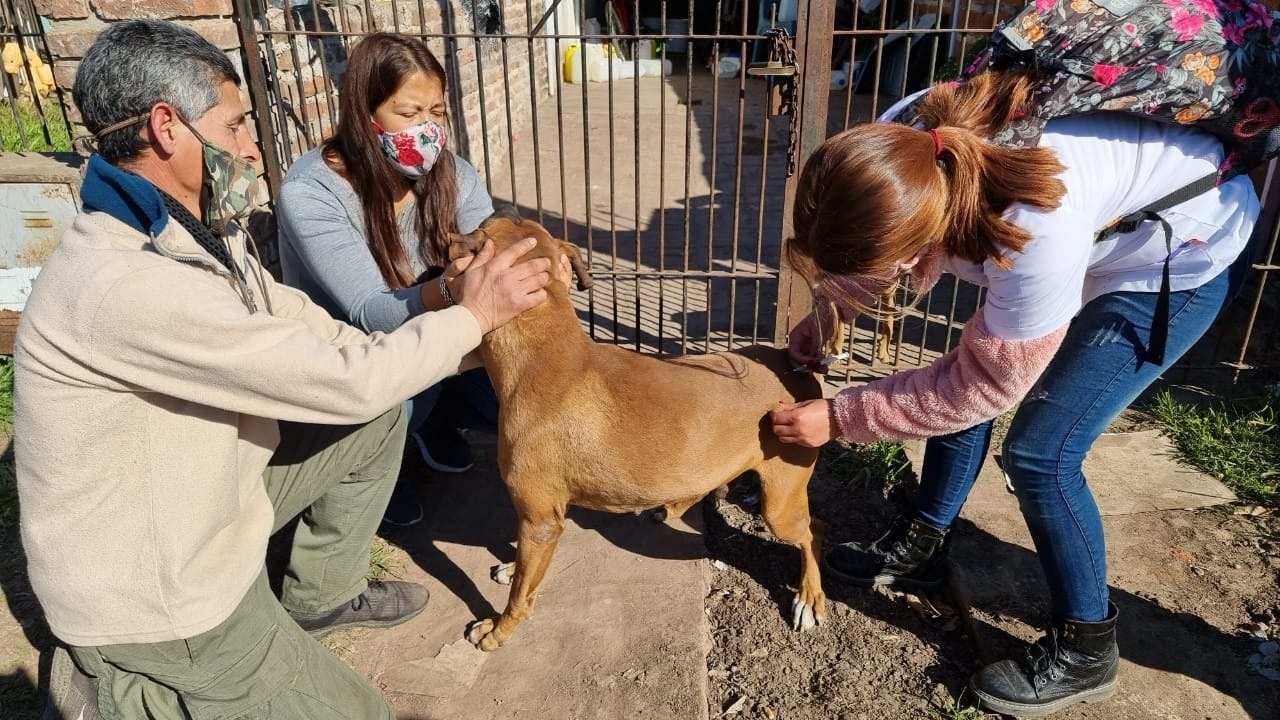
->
[44, 646, 101, 720]
[412, 427, 474, 473]
[823, 514, 950, 591]
[381, 478, 424, 528]
[970, 603, 1120, 718]
[290, 581, 430, 638]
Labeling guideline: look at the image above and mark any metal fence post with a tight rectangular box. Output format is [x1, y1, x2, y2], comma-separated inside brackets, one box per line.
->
[773, 0, 834, 346]
[233, 0, 285, 201]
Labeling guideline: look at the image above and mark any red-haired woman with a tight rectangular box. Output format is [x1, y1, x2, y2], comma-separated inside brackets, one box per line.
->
[771, 73, 1259, 716]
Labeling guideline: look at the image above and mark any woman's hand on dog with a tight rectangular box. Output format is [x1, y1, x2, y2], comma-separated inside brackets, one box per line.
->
[771, 399, 837, 447]
[787, 313, 826, 372]
[455, 238, 552, 333]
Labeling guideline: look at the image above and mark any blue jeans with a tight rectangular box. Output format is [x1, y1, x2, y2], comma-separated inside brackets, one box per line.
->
[405, 368, 499, 440]
[914, 252, 1252, 623]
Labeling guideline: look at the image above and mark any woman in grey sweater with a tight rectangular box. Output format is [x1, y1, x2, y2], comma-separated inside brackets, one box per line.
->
[278, 33, 496, 526]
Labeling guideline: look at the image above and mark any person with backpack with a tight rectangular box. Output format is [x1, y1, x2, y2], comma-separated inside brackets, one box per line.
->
[770, 0, 1276, 714]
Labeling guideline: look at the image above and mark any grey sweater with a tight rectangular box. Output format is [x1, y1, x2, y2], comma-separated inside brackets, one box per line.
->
[277, 148, 494, 333]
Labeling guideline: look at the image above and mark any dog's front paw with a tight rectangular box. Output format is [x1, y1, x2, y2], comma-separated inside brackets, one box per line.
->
[465, 618, 504, 651]
[490, 562, 515, 585]
[791, 591, 827, 632]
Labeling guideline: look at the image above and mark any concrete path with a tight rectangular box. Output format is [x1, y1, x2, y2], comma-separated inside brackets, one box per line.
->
[335, 435, 713, 720]
[904, 428, 1237, 518]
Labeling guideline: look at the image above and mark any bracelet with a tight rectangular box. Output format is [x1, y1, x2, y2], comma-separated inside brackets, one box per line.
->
[438, 274, 455, 307]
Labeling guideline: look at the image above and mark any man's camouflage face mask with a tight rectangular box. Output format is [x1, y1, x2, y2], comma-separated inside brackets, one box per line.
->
[178, 116, 259, 234]
[91, 109, 259, 234]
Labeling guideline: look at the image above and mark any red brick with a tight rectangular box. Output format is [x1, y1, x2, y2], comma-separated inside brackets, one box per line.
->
[33, 0, 89, 19]
[91, 0, 233, 19]
[44, 19, 106, 59]
[272, 47, 296, 72]
[177, 18, 241, 50]
[52, 60, 79, 90]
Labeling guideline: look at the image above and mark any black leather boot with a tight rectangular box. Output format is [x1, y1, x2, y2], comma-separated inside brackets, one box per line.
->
[970, 603, 1120, 718]
[823, 514, 950, 591]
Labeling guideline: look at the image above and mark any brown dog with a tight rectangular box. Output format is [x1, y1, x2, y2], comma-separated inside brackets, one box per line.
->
[450, 217, 833, 651]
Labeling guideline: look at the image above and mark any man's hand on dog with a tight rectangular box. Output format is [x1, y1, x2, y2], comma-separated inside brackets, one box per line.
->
[771, 399, 836, 447]
[455, 237, 552, 333]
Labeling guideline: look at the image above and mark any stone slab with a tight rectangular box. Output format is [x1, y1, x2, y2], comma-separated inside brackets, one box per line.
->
[337, 437, 712, 720]
[904, 429, 1236, 519]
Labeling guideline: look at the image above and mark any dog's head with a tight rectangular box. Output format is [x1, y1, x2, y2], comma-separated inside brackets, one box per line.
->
[448, 216, 593, 293]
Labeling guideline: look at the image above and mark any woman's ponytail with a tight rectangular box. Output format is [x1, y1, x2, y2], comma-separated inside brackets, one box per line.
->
[917, 73, 1066, 268]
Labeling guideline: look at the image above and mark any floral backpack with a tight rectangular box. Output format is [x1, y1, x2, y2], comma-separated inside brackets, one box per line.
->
[966, 0, 1280, 181]
[901, 0, 1280, 363]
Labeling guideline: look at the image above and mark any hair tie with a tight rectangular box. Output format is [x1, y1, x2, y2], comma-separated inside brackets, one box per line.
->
[927, 128, 943, 158]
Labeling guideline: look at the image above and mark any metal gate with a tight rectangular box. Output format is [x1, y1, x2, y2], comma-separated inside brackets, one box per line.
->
[1, 0, 71, 152]
[231, 0, 1278, 384]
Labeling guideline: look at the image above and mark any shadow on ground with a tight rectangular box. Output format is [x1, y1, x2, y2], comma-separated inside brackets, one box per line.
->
[0, 438, 54, 719]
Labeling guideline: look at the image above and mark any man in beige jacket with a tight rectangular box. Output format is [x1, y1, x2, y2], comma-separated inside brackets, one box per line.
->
[16, 20, 550, 720]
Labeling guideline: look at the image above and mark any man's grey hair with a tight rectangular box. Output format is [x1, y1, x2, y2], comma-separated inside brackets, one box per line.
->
[74, 20, 241, 164]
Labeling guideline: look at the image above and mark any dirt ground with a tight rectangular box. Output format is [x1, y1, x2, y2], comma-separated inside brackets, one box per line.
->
[702, 445, 1280, 720]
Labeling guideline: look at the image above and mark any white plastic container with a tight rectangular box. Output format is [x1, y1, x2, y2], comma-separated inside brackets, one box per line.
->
[565, 42, 672, 83]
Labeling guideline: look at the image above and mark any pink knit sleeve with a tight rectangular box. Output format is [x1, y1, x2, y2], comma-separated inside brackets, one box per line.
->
[831, 307, 1067, 443]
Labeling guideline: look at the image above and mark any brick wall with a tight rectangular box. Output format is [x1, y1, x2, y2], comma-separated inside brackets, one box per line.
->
[37, 0, 245, 128]
[258, 0, 548, 176]
[34, 0, 548, 190]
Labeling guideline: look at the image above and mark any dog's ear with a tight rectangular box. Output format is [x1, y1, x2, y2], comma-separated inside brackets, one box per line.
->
[447, 228, 486, 262]
[559, 240, 592, 291]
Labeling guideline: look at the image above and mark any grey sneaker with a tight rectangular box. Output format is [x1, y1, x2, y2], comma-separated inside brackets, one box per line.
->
[289, 581, 429, 638]
[44, 645, 101, 720]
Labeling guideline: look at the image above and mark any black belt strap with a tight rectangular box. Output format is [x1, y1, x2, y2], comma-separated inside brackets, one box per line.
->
[1094, 170, 1218, 365]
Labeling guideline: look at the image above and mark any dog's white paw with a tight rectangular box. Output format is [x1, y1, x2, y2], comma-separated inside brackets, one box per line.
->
[466, 617, 506, 651]
[791, 596, 822, 632]
[490, 562, 515, 585]
[466, 618, 496, 646]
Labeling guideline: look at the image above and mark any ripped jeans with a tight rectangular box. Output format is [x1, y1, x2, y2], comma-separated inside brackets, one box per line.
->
[913, 253, 1252, 623]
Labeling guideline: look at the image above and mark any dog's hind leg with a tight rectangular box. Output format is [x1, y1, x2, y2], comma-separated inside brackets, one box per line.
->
[758, 459, 827, 632]
[467, 506, 566, 651]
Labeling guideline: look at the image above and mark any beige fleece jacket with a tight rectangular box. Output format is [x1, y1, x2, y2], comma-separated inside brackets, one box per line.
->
[14, 210, 481, 646]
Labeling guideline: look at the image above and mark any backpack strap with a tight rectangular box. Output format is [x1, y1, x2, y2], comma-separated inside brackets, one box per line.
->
[1093, 170, 1217, 365]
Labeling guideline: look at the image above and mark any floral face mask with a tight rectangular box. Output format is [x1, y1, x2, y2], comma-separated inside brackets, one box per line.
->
[373, 118, 448, 178]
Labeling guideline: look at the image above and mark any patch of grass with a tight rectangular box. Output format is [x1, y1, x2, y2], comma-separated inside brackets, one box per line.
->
[0, 99, 72, 153]
[929, 689, 989, 720]
[366, 535, 401, 582]
[1152, 388, 1279, 506]
[0, 357, 13, 435]
[0, 358, 14, 532]
[822, 440, 913, 488]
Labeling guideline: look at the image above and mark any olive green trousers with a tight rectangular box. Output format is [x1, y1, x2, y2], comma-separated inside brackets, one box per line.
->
[69, 405, 407, 719]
